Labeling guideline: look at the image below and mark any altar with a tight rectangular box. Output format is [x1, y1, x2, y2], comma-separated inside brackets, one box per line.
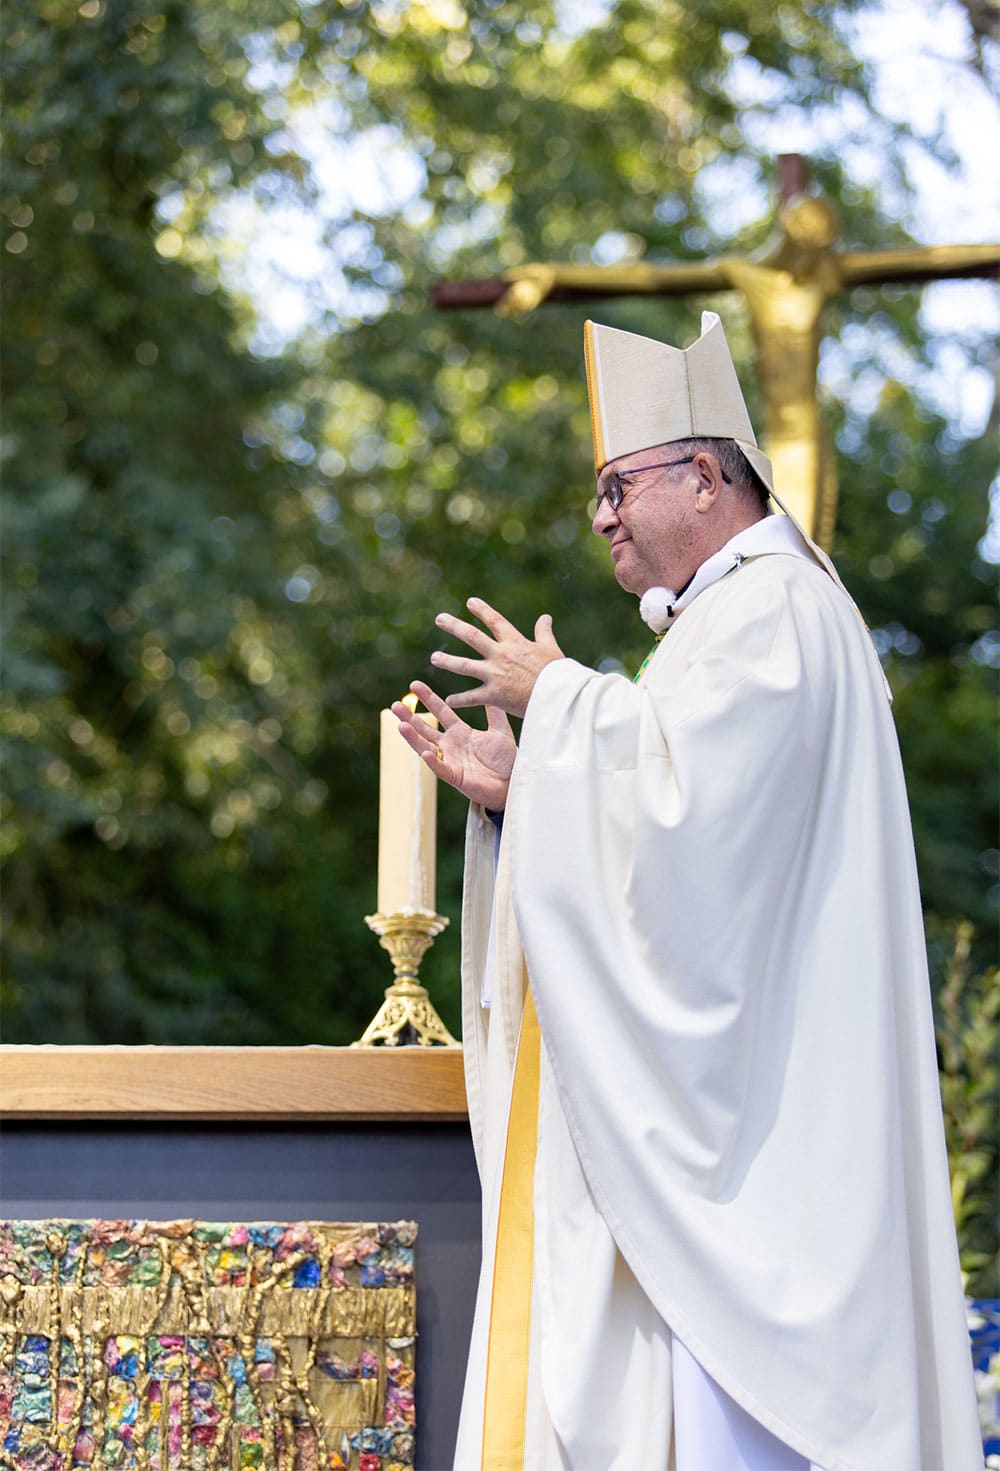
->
[0, 1048, 478, 1470]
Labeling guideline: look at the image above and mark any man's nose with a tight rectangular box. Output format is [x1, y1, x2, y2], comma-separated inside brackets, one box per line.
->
[592, 495, 618, 537]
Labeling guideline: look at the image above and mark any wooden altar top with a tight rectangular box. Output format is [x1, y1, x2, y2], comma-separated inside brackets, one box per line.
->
[0, 1046, 469, 1122]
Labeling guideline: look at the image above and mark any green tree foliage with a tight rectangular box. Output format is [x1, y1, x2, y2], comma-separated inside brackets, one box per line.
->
[832, 384, 998, 955]
[1, 0, 364, 1042]
[2, 0, 996, 1085]
[935, 922, 1000, 1297]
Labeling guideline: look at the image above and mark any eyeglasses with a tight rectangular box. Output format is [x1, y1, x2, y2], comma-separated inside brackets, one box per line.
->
[595, 455, 731, 513]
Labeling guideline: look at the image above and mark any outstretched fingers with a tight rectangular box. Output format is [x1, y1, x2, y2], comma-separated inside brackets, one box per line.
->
[434, 611, 494, 654]
[465, 596, 522, 642]
[533, 612, 562, 653]
[406, 680, 459, 728]
[390, 705, 441, 758]
[429, 649, 482, 680]
[444, 683, 489, 711]
[485, 704, 514, 737]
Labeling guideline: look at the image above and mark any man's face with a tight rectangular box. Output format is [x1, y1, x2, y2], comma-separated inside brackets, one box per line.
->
[591, 444, 703, 595]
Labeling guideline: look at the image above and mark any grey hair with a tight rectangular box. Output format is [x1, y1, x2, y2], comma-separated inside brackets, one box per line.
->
[670, 438, 771, 513]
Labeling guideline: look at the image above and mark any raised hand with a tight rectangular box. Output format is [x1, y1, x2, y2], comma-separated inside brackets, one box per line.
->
[429, 597, 564, 717]
[391, 679, 517, 812]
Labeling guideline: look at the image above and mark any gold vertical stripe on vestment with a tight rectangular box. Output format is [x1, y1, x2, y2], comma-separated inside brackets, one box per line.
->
[583, 321, 607, 471]
[480, 988, 542, 1469]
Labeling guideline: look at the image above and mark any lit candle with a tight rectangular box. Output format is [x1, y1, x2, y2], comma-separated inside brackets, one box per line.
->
[377, 694, 438, 915]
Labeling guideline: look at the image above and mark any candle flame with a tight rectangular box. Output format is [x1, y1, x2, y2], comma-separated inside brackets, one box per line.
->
[402, 692, 420, 714]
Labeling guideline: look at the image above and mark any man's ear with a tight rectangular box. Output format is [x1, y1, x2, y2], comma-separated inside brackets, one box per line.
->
[692, 453, 725, 513]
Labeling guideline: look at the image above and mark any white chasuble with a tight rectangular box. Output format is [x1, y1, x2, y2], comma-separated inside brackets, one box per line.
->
[455, 549, 980, 1471]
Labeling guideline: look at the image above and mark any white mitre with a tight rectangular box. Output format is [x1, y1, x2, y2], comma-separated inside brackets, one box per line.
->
[583, 311, 775, 496]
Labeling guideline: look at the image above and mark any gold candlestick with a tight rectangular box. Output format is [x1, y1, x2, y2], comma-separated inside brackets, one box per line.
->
[353, 910, 459, 1048]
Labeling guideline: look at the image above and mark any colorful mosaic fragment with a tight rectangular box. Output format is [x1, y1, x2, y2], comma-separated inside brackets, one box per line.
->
[0, 1219, 418, 1470]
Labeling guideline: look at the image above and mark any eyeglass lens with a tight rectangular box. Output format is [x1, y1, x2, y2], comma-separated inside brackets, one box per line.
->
[595, 471, 624, 512]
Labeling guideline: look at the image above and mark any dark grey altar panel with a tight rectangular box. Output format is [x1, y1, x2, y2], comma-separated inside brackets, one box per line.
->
[0, 1121, 481, 1471]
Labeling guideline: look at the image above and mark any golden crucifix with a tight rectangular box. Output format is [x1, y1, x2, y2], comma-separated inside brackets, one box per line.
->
[434, 155, 998, 545]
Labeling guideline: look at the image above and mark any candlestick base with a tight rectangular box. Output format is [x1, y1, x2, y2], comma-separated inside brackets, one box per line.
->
[353, 911, 459, 1048]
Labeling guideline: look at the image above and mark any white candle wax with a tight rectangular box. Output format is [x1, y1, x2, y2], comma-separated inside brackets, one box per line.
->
[377, 702, 438, 915]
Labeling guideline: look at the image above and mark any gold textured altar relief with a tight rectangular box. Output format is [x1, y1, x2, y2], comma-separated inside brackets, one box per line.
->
[0, 1218, 417, 1470]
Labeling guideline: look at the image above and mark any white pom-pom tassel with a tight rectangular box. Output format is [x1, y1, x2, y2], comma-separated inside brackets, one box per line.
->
[639, 586, 676, 633]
